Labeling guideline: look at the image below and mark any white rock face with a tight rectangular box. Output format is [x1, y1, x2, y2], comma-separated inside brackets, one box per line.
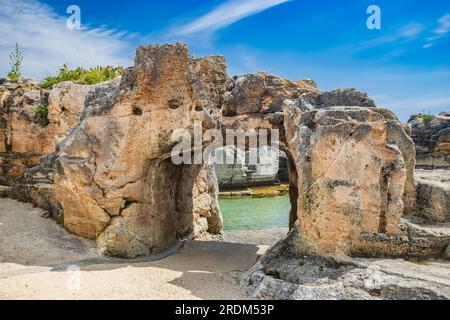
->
[211, 146, 282, 189]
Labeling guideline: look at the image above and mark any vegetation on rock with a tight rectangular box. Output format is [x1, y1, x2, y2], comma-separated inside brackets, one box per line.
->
[7, 43, 23, 80]
[417, 114, 434, 126]
[35, 100, 49, 127]
[40, 64, 124, 89]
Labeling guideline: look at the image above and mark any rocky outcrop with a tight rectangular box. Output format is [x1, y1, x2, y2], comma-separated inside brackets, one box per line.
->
[242, 229, 450, 300]
[222, 72, 317, 116]
[414, 169, 450, 223]
[301, 88, 376, 109]
[0, 79, 50, 185]
[408, 113, 450, 169]
[212, 146, 286, 189]
[192, 163, 223, 238]
[375, 108, 416, 214]
[284, 107, 408, 256]
[54, 43, 227, 257]
[0, 79, 100, 216]
[2, 43, 447, 262]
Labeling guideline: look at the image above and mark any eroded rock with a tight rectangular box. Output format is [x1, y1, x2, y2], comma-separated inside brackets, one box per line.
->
[408, 113, 450, 169]
[55, 43, 227, 257]
[285, 107, 407, 256]
[414, 169, 450, 223]
[2, 43, 446, 263]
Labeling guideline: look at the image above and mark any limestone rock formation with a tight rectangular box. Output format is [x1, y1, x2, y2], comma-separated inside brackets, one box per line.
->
[415, 169, 450, 223]
[192, 163, 223, 238]
[222, 72, 317, 116]
[0, 79, 94, 181]
[0, 79, 101, 216]
[2, 43, 448, 263]
[300, 88, 376, 109]
[54, 43, 227, 257]
[0, 79, 50, 185]
[408, 113, 450, 169]
[375, 108, 416, 214]
[241, 230, 450, 300]
[212, 146, 285, 189]
[284, 107, 407, 256]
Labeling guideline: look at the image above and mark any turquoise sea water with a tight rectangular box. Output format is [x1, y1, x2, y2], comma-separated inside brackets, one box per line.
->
[219, 195, 290, 231]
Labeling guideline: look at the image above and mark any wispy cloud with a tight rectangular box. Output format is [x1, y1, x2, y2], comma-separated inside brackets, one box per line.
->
[356, 22, 424, 51]
[0, 0, 134, 79]
[169, 0, 290, 37]
[424, 13, 450, 48]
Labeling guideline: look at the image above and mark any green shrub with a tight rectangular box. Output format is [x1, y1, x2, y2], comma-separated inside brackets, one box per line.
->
[418, 114, 434, 126]
[41, 64, 124, 89]
[7, 43, 23, 80]
[35, 100, 49, 127]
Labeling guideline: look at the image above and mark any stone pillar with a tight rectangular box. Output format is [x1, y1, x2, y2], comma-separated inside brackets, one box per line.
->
[285, 107, 407, 256]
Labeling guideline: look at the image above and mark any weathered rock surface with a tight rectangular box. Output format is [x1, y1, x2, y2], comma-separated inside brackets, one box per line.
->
[241, 229, 450, 300]
[374, 108, 416, 214]
[222, 72, 317, 116]
[212, 146, 286, 189]
[0, 79, 100, 217]
[414, 169, 450, 223]
[2, 43, 446, 264]
[300, 88, 376, 109]
[285, 107, 407, 256]
[408, 113, 450, 169]
[192, 163, 223, 239]
[55, 43, 227, 257]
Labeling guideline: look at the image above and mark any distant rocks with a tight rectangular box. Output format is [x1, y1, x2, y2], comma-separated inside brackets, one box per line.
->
[414, 169, 450, 223]
[408, 113, 450, 169]
[212, 146, 287, 190]
[223, 72, 317, 116]
[301, 88, 376, 109]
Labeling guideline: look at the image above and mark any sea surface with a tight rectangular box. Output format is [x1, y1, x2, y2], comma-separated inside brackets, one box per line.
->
[219, 195, 290, 231]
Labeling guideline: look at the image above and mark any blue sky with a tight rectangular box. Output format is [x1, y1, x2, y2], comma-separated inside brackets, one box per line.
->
[0, 0, 449, 121]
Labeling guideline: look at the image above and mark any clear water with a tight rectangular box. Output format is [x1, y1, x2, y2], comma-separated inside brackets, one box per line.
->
[219, 195, 290, 231]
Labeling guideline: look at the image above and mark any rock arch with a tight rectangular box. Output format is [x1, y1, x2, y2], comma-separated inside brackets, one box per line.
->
[50, 43, 412, 258]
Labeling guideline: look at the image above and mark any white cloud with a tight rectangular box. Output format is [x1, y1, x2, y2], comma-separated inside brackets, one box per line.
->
[169, 0, 290, 37]
[357, 22, 424, 51]
[424, 13, 450, 49]
[398, 22, 424, 38]
[434, 13, 450, 35]
[0, 0, 134, 79]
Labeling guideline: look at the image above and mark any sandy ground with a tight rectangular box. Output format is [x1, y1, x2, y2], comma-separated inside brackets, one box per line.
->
[0, 198, 286, 300]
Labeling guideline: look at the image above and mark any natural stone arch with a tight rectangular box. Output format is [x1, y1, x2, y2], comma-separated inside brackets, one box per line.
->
[54, 43, 411, 258]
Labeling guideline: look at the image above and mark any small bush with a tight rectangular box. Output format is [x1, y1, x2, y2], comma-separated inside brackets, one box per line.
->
[418, 114, 434, 126]
[41, 64, 124, 89]
[35, 100, 49, 127]
[7, 43, 23, 80]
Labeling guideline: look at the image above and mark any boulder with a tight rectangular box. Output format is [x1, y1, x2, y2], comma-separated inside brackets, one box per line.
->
[285, 107, 407, 256]
[414, 169, 450, 223]
[408, 113, 450, 169]
[223, 72, 317, 116]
